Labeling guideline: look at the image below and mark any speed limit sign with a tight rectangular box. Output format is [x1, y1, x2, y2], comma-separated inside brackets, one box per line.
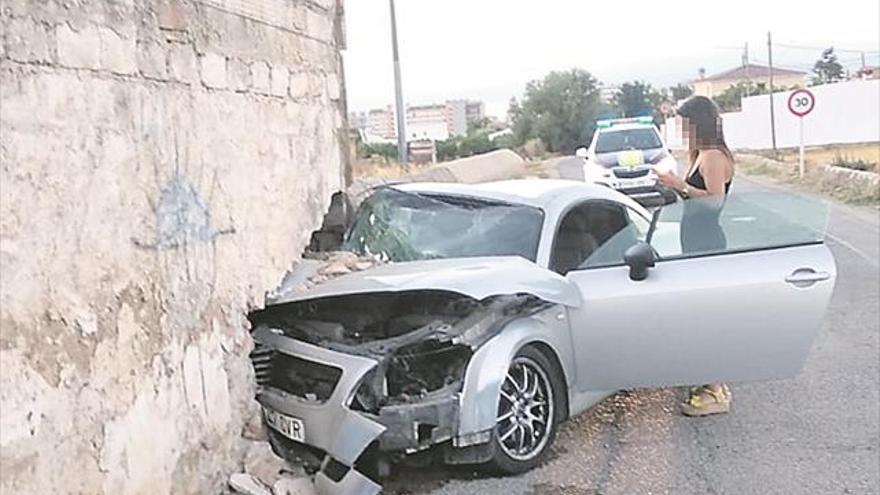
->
[788, 88, 815, 117]
[788, 88, 815, 178]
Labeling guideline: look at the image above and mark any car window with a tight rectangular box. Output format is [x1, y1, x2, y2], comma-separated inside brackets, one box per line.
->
[344, 187, 545, 262]
[595, 128, 663, 153]
[550, 202, 648, 274]
[579, 204, 648, 269]
[648, 191, 829, 259]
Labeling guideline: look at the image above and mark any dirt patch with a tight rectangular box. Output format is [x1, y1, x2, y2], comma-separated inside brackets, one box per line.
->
[736, 153, 880, 206]
[750, 142, 880, 173]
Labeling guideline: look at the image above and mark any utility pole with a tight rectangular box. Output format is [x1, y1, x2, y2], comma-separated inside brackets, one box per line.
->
[389, 0, 407, 167]
[743, 42, 750, 97]
[767, 31, 777, 155]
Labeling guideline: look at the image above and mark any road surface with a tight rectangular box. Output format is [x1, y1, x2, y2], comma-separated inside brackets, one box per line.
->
[384, 159, 880, 495]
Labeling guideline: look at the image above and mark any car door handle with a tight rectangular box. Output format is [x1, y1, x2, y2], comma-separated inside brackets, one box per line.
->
[785, 269, 830, 287]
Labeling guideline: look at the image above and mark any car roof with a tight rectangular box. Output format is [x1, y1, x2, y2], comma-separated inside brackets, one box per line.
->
[597, 123, 658, 132]
[393, 179, 637, 211]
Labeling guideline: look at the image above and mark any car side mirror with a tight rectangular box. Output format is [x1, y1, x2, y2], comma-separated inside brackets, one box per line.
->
[624, 242, 655, 281]
[575, 147, 588, 158]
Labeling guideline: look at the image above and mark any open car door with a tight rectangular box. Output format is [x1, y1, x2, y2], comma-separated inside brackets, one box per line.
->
[563, 191, 836, 391]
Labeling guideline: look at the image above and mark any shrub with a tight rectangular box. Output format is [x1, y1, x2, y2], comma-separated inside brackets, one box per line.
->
[830, 155, 877, 172]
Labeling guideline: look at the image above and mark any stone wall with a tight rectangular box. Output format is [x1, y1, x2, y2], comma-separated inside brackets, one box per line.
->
[0, 1, 347, 493]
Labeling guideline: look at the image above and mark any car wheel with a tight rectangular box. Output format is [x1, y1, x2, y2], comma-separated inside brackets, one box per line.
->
[489, 346, 563, 474]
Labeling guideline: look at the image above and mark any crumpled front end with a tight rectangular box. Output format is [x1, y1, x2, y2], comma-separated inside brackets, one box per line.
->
[251, 329, 384, 494]
[249, 290, 550, 494]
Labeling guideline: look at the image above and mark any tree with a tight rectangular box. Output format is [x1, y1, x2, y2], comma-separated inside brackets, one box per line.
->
[669, 83, 694, 102]
[812, 47, 844, 85]
[435, 118, 501, 161]
[510, 69, 605, 153]
[712, 81, 797, 112]
[358, 142, 398, 162]
[466, 116, 492, 135]
[612, 81, 664, 121]
[508, 97, 533, 148]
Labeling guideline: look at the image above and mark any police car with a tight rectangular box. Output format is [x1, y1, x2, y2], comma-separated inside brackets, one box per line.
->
[576, 117, 679, 206]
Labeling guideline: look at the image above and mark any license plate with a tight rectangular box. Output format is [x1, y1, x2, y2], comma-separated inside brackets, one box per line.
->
[264, 408, 305, 442]
[619, 178, 655, 189]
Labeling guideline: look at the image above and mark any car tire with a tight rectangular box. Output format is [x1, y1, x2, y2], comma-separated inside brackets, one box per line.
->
[488, 345, 565, 474]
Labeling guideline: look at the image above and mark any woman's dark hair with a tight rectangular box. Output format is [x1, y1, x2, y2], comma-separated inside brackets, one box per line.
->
[676, 95, 733, 166]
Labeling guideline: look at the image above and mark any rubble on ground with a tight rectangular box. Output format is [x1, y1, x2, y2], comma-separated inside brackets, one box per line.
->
[228, 440, 317, 495]
[229, 473, 273, 495]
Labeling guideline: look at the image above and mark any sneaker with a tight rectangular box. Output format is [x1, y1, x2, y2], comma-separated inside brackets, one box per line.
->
[681, 384, 731, 417]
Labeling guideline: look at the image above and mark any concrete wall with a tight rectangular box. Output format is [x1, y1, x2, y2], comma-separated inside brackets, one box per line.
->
[0, 1, 347, 493]
[664, 79, 880, 150]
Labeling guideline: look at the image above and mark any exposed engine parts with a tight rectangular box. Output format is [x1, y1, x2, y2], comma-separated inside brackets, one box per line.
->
[250, 291, 549, 406]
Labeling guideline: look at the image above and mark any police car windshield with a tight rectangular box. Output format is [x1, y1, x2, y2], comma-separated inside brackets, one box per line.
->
[596, 128, 662, 153]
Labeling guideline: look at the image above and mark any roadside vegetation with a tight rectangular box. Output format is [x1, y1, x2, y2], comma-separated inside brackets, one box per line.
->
[830, 155, 877, 172]
[737, 144, 880, 206]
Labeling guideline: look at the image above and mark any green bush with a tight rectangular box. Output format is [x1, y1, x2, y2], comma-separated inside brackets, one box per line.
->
[830, 155, 876, 172]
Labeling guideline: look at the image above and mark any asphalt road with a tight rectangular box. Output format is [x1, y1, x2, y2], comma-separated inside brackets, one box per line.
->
[384, 159, 880, 495]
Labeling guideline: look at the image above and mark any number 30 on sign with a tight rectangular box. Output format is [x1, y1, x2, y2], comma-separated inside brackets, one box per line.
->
[788, 88, 815, 117]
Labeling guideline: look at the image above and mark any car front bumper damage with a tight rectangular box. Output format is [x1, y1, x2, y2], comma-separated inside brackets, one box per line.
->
[249, 290, 557, 495]
[253, 326, 464, 495]
[253, 326, 387, 494]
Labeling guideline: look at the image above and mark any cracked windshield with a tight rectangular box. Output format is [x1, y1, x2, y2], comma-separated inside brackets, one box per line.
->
[344, 188, 544, 262]
[1, 1, 877, 495]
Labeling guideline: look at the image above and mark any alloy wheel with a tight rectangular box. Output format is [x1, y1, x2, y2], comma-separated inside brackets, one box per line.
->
[495, 355, 554, 461]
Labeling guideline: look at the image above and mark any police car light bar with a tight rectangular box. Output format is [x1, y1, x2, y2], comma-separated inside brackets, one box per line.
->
[596, 116, 654, 128]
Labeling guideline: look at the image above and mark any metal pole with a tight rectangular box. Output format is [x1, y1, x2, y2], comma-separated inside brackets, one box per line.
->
[389, 0, 407, 167]
[798, 117, 805, 179]
[767, 32, 777, 155]
[744, 42, 750, 97]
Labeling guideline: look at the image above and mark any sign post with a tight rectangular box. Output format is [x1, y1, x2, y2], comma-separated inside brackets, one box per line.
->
[787, 88, 816, 179]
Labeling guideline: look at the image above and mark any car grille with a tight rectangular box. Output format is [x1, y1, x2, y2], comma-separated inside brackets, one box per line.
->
[613, 167, 650, 179]
[250, 342, 343, 403]
[251, 342, 276, 386]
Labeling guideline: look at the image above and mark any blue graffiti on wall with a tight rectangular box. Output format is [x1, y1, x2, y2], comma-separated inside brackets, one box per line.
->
[134, 175, 233, 250]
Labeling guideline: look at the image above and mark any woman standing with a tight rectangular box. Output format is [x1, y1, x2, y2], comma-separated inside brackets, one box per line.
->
[655, 95, 735, 416]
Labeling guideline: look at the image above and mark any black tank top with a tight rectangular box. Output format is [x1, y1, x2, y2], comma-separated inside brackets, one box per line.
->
[681, 160, 732, 253]
[686, 165, 732, 194]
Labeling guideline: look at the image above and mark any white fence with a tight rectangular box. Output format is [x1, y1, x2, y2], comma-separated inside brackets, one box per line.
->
[662, 79, 880, 150]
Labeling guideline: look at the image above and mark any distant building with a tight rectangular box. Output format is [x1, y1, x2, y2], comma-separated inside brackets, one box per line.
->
[692, 63, 807, 98]
[348, 111, 367, 131]
[444, 100, 469, 136]
[348, 112, 369, 130]
[367, 106, 396, 142]
[853, 66, 880, 80]
[408, 140, 436, 164]
[465, 101, 485, 126]
[360, 99, 486, 144]
[441, 99, 485, 136]
[407, 120, 450, 142]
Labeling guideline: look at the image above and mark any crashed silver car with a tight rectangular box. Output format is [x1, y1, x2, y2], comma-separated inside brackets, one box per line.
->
[249, 179, 836, 494]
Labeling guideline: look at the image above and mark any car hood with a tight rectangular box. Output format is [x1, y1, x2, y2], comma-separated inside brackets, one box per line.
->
[267, 256, 581, 308]
[595, 148, 665, 168]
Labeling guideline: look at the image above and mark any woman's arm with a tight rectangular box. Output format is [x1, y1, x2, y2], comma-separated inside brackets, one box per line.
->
[655, 150, 729, 197]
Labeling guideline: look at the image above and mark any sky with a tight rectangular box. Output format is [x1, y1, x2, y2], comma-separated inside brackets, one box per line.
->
[342, 0, 880, 118]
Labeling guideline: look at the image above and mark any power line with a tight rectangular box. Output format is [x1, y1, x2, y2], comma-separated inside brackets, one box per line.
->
[716, 42, 878, 55]
[774, 42, 879, 54]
